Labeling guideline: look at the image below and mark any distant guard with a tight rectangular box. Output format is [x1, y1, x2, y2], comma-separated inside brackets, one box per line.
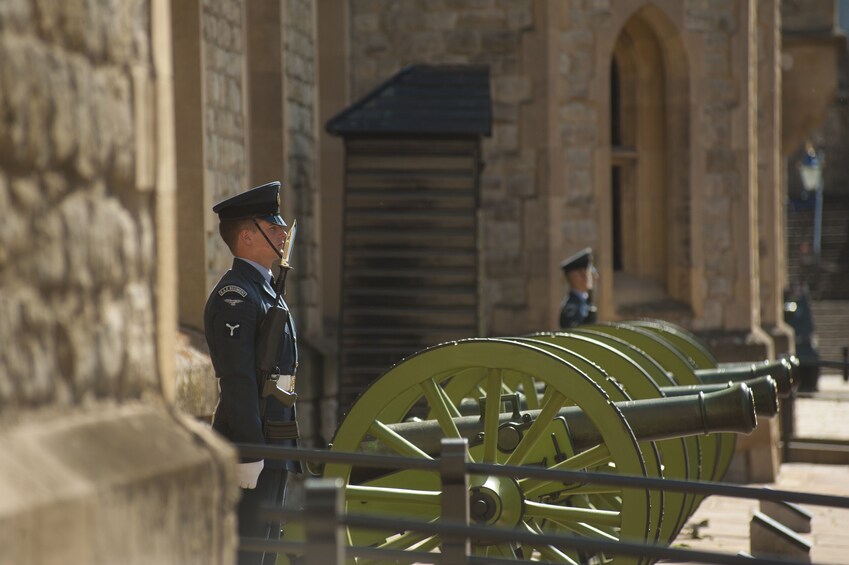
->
[558, 247, 598, 329]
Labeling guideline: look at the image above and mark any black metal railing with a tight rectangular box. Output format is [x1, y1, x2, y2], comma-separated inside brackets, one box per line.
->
[237, 442, 849, 565]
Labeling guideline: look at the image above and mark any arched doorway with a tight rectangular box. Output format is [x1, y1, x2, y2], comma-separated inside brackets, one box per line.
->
[609, 7, 691, 316]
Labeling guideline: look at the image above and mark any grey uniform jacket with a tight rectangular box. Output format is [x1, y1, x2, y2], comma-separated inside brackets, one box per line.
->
[204, 258, 298, 471]
[559, 290, 596, 329]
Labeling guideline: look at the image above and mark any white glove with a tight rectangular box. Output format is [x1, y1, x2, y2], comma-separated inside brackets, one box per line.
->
[237, 460, 264, 489]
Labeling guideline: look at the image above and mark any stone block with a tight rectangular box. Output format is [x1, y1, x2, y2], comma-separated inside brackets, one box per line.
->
[175, 328, 218, 419]
[492, 76, 531, 104]
[760, 499, 812, 533]
[424, 12, 458, 31]
[0, 405, 236, 565]
[446, 30, 480, 55]
[750, 510, 811, 562]
[482, 30, 518, 54]
[352, 13, 379, 33]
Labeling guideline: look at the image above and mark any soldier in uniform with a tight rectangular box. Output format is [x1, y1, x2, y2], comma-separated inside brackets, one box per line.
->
[204, 181, 299, 565]
[558, 247, 598, 329]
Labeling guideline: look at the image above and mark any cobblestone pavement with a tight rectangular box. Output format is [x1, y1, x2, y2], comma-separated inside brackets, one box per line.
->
[668, 374, 849, 564]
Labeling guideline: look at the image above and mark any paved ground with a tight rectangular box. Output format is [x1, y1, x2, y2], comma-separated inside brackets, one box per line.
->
[668, 373, 849, 564]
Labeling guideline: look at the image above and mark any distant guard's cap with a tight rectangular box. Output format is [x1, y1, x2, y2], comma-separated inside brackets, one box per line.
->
[212, 181, 286, 227]
[560, 247, 593, 273]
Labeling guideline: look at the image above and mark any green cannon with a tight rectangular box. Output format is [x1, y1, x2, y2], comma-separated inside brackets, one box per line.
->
[281, 320, 788, 564]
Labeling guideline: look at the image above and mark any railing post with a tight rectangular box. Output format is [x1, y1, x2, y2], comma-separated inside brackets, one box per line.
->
[843, 346, 848, 382]
[440, 438, 470, 565]
[780, 391, 796, 462]
[305, 478, 346, 565]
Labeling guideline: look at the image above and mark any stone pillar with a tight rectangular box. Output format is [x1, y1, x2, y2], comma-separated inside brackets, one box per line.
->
[173, 0, 209, 332]
[693, 0, 774, 365]
[316, 0, 349, 443]
[282, 0, 325, 446]
[758, 0, 794, 356]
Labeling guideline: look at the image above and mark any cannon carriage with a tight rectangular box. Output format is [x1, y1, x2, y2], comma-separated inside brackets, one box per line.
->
[283, 319, 797, 564]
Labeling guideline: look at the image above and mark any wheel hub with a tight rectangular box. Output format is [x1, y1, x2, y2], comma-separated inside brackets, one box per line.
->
[468, 475, 524, 542]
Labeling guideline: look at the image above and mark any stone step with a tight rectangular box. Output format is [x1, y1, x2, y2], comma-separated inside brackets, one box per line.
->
[749, 511, 812, 562]
[759, 500, 812, 533]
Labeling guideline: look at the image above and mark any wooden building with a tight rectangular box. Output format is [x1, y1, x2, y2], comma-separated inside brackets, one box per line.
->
[326, 65, 491, 412]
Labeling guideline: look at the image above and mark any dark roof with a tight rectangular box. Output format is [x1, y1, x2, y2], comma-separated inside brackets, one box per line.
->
[326, 65, 492, 137]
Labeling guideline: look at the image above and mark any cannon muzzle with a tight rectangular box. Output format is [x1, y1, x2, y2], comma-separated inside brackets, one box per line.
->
[361, 384, 756, 456]
[693, 358, 795, 396]
[661, 376, 778, 417]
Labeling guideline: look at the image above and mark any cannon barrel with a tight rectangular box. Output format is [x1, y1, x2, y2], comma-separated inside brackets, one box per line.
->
[661, 376, 778, 417]
[692, 358, 795, 396]
[361, 384, 756, 456]
[457, 377, 777, 417]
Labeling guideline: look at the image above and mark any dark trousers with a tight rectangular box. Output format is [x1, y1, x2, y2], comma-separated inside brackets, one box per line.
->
[238, 467, 288, 565]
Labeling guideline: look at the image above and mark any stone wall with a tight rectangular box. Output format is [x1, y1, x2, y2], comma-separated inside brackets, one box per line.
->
[688, 1, 758, 333]
[345, 0, 781, 340]
[0, 0, 158, 414]
[202, 0, 250, 287]
[0, 1, 235, 562]
[554, 1, 772, 343]
[284, 0, 320, 337]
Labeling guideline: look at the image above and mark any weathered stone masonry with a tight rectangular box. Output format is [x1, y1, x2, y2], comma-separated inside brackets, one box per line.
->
[0, 2, 235, 563]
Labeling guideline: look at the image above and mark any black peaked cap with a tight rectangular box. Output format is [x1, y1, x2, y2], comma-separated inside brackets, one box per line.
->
[560, 247, 593, 272]
[212, 181, 286, 226]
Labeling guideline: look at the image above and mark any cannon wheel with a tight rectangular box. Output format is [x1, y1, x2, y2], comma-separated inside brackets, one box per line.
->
[525, 333, 698, 543]
[324, 339, 651, 564]
[627, 319, 718, 368]
[438, 337, 666, 559]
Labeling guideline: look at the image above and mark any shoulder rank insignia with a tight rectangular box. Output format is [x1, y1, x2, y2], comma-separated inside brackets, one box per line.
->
[218, 285, 248, 297]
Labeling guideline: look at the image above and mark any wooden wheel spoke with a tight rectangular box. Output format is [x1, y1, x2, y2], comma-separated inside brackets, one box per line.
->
[524, 499, 620, 528]
[413, 535, 440, 553]
[482, 369, 503, 463]
[421, 378, 463, 440]
[368, 420, 433, 459]
[374, 520, 437, 551]
[436, 378, 462, 418]
[520, 521, 581, 564]
[545, 484, 621, 497]
[505, 388, 566, 466]
[345, 485, 440, 507]
[520, 443, 613, 498]
[548, 518, 620, 543]
[489, 543, 518, 558]
[472, 545, 489, 557]
[520, 374, 540, 409]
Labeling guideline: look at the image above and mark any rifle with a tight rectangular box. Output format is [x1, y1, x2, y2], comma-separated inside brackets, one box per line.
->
[255, 220, 298, 406]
